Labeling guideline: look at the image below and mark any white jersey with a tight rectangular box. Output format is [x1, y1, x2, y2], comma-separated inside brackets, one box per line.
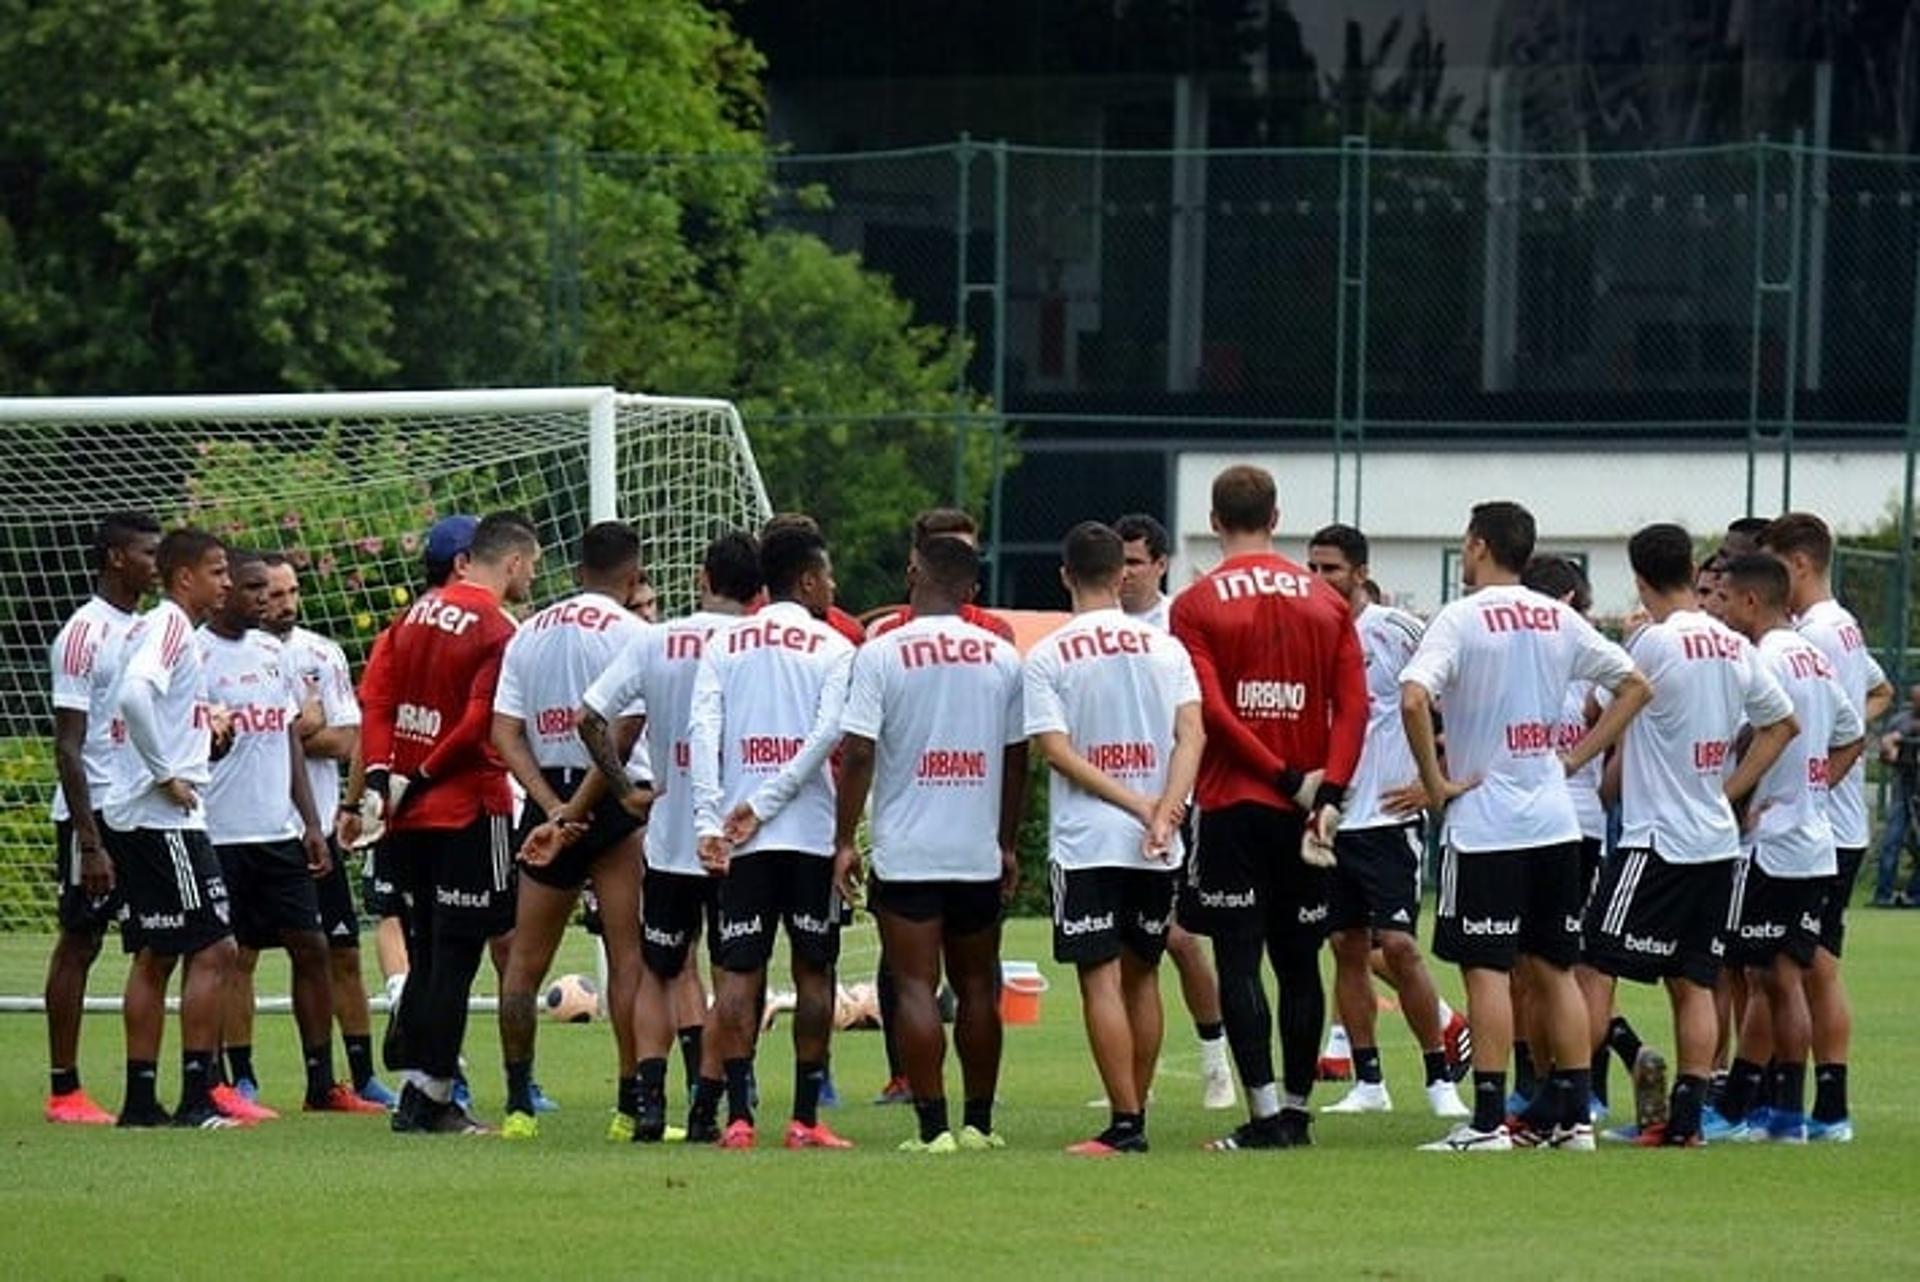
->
[1749, 627, 1865, 878]
[841, 614, 1025, 882]
[1557, 682, 1606, 841]
[199, 628, 303, 845]
[1344, 603, 1425, 830]
[494, 592, 642, 771]
[1617, 610, 1793, 864]
[584, 610, 739, 875]
[105, 600, 213, 832]
[48, 596, 139, 821]
[280, 625, 359, 830]
[1127, 593, 1172, 633]
[1400, 584, 1635, 854]
[1023, 607, 1201, 872]
[1795, 599, 1880, 849]
[689, 601, 855, 858]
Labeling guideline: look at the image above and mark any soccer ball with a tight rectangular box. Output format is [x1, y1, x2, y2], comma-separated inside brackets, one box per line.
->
[542, 973, 600, 1023]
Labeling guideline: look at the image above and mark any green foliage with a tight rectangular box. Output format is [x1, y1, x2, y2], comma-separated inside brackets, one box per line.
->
[0, 738, 56, 931]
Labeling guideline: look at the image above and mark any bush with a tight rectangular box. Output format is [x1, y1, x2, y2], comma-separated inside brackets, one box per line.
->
[0, 738, 58, 931]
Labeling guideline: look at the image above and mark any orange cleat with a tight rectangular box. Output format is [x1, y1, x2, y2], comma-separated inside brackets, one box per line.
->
[210, 1083, 276, 1124]
[305, 1083, 388, 1115]
[783, 1119, 854, 1150]
[1065, 1137, 1123, 1158]
[718, 1118, 757, 1149]
[45, 1089, 115, 1125]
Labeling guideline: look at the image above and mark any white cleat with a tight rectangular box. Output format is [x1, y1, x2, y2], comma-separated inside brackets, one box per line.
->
[1419, 1123, 1513, 1152]
[1547, 1122, 1596, 1152]
[1321, 1082, 1393, 1114]
[1425, 1080, 1470, 1119]
[1200, 1042, 1238, 1111]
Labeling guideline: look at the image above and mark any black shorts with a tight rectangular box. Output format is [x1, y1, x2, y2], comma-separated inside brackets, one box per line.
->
[362, 840, 405, 919]
[870, 876, 1003, 937]
[386, 814, 517, 940]
[1433, 841, 1585, 973]
[1820, 846, 1866, 958]
[1328, 822, 1423, 935]
[642, 869, 719, 979]
[514, 768, 644, 891]
[314, 839, 360, 949]
[106, 826, 232, 957]
[1577, 836, 1605, 905]
[1728, 862, 1823, 968]
[1180, 803, 1331, 947]
[217, 840, 325, 951]
[1583, 848, 1734, 988]
[712, 850, 841, 973]
[1051, 865, 1177, 967]
[53, 812, 122, 935]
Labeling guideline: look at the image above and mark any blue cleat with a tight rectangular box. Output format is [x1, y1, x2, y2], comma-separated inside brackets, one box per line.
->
[356, 1077, 399, 1110]
[452, 1075, 472, 1111]
[1764, 1111, 1809, 1144]
[1505, 1091, 1530, 1117]
[820, 1070, 839, 1109]
[530, 1082, 559, 1114]
[234, 1077, 261, 1103]
[1588, 1097, 1609, 1125]
[1805, 1116, 1853, 1144]
[1699, 1107, 1741, 1141]
[1600, 1123, 1641, 1143]
[1744, 1106, 1774, 1134]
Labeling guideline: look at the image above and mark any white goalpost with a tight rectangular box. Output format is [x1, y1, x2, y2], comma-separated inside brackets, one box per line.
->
[0, 387, 771, 1006]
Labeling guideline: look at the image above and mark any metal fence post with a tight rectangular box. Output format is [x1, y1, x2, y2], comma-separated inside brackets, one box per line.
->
[1745, 139, 1769, 518]
[546, 136, 564, 385]
[989, 140, 1010, 601]
[1898, 194, 1920, 696]
[1781, 131, 1808, 510]
[952, 134, 974, 508]
[1354, 135, 1372, 526]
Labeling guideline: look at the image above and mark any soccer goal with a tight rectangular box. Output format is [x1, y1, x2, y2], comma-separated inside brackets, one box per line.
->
[0, 388, 771, 958]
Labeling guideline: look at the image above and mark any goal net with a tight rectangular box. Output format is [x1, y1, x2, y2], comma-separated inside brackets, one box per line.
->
[0, 389, 770, 941]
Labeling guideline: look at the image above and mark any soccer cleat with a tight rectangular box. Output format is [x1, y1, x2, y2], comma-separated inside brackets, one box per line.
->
[529, 1082, 559, 1114]
[1744, 1106, 1775, 1134]
[45, 1090, 115, 1125]
[784, 1119, 854, 1150]
[1506, 1117, 1550, 1149]
[1425, 1081, 1470, 1119]
[1321, 1082, 1393, 1114]
[210, 1084, 275, 1124]
[1273, 1108, 1313, 1147]
[873, 1076, 912, 1106]
[1699, 1108, 1745, 1142]
[898, 1131, 958, 1154]
[606, 1112, 637, 1143]
[1588, 1097, 1609, 1125]
[233, 1077, 261, 1102]
[1067, 1130, 1148, 1157]
[1316, 1055, 1353, 1083]
[174, 1101, 241, 1130]
[819, 1071, 839, 1109]
[1204, 1115, 1292, 1151]
[1546, 1123, 1596, 1152]
[1441, 1011, 1473, 1081]
[437, 1099, 493, 1136]
[957, 1125, 1005, 1151]
[1632, 1123, 1703, 1149]
[390, 1083, 438, 1134]
[1601, 1123, 1641, 1143]
[356, 1077, 399, 1110]
[1806, 1117, 1854, 1144]
[1418, 1123, 1512, 1152]
[718, 1119, 757, 1149]
[116, 1103, 173, 1128]
[500, 1111, 539, 1141]
[451, 1076, 473, 1112]
[1200, 1042, 1238, 1111]
[1763, 1112, 1809, 1144]
[1505, 1091, 1531, 1117]
[1630, 1047, 1669, 1132]
[684, 1116, 723, 1146]
[305, 1083, 388, 1115]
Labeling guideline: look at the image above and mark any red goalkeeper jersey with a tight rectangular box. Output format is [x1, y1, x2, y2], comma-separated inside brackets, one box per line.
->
[358, 582, 517, 831]
[1170, 551, 1368, 812]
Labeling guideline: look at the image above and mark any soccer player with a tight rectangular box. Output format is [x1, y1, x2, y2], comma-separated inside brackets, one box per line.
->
[103, 528, 239, 1128]
[43, 512, 161, 1124]
[1027, 521, 1203, 1156]
[1399, 501, 1651, 1153]
[1170, 466, 1367, 1151]
[1716, 552, 1866, 1141]
[261, 552, 392, 1107]
[1115, 511, 1236, 1112]
[1304, 523, 1467, 1120]
[1759, 512, 1896, 1140]
[201, 551, 375, 1117]
[1580, 524, 1796, 1148]
[489, 521, 649, 1141]
[361, 512, 536, 1134]
[690, 521, 857, 1149]
[834, 535, 1027, 1153]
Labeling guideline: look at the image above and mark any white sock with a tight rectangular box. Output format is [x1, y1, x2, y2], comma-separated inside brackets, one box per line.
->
[420, 1075, 454, 1104]
[385, 972, 408, 1008]
[1436, 999, 1456, 1026]
[1199, 1035, 1230, 1068]
[1283, 1091, 1310, 1113]
[1249, 1083, 1281, 1119]
[1323, 1023, 1351, 1059]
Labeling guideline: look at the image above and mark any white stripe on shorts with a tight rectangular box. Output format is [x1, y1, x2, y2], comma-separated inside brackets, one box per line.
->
[166, 831, 199, 911]
[1603, 850, 1646, 938]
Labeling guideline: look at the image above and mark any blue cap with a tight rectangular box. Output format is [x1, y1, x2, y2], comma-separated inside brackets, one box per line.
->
[422, 514, 479, 565]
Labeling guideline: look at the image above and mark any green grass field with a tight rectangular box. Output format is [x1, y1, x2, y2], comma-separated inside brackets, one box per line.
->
[3, 910, 1919, 1279]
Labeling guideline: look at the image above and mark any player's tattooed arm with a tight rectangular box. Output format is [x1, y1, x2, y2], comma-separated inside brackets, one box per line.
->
[577, 705, 636, 800]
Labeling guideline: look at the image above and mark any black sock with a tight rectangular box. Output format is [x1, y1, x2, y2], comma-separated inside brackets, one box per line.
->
[1107, 1109, 1144, 1140]
[181, 1050, 215, 1111]
[1472, 1070, 1507, 1132]
[1512, 1041, 1538, 1099]
[963, 1096, 993, 1135]
[1606, 1015, 1643, 1070]
[617, 1072, 641, 1118]
[635, 1057, 668, 1110]
[303, 1042, 334, 1104]
[1706, 1069, 1729, 1110]
[913, 1096, 948, 1143]
[1721, 1057, 1765, 1123]
[51, 1067, 80, 1096]
[690, 1076, 723, 1128]
[793, 1059, 828, 1126]
[1589, 1045, 1610, 1107]
[1812, 1062, 1848, 1123]
[1775, 1062, 1808, 1117]
[225, 1044, 255, 1088]
[1423, 1049, 1450, 1087]
[1560, 1068, 1592, 1126]
[1353, 1045, 1384, 1085]
[1669, 1073, 1707, 1140]
[676, 1025, 703, 1089]
[1195, 1019, 1225, 1042]
[343, 1035, 375, 1091]
[723, 1058, 755, 1125]
[505, 1059, 534, 1116]
[125, 1059, 158, 1113]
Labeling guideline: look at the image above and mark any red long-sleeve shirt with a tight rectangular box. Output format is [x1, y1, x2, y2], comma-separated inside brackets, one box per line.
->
[1170, 551, 1369, 812]
[358, 582, 517, 831]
